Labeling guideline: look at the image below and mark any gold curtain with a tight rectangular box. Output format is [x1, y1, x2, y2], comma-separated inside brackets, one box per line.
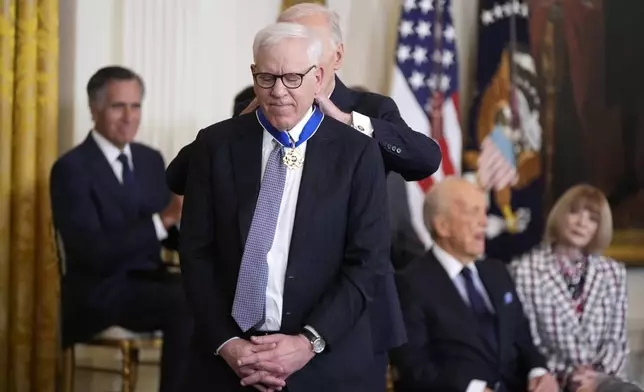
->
[0, 1, 59, 391]
[281, 0, 326, 12]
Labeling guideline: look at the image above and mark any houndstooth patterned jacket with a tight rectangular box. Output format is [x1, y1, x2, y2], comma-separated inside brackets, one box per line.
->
[509, 244, 628, 385]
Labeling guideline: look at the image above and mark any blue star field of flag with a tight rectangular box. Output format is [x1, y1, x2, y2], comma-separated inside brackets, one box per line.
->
[396, 0, 459, 116]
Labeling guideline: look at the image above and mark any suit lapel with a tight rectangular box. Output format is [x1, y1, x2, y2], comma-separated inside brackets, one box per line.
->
[81, 134, 137, 215]
[285, 119, 335, 275]
[426, 252, 498, 364]
[579, 256, 602, 327]
[539, 248, 582, 335]
[477, 261, 511, 364]
[230, 118, 263, 246]
[329, 77, 358, 113]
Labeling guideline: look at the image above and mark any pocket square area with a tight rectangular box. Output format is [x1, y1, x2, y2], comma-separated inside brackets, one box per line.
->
[504, 292, 513, 304]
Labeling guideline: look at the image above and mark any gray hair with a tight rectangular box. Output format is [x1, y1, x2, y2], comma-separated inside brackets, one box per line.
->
[278, 3, 343, 48]
[423, 184, 444, 238]
[253, 22, 323, 65]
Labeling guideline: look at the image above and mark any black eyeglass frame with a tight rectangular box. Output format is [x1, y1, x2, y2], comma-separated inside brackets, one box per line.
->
[252, 65, 317, 89]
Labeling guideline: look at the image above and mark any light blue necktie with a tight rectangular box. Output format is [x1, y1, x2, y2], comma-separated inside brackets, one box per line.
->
[232, 142, 287, 331]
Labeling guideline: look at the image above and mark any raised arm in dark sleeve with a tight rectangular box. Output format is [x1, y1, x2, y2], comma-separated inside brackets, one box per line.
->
[178, 130, 242, 354]
[363, 94, 442, 181]
[50, 157, 162, 276]
[167, 98, 253, 195]
[304, 138, 391, 346]
[166, 141, 195, 195]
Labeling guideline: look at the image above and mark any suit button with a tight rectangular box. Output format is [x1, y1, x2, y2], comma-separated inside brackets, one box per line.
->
[287, 275, 295, 279]
[396, 148, 402, 153]
[285, 312, 292, 316]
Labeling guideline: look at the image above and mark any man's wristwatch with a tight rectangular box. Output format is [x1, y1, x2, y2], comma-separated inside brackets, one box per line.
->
[302, 325, 326, 354]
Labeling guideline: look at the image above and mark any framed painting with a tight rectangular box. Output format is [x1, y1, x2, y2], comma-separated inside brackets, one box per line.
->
[529, 0, 644, 264]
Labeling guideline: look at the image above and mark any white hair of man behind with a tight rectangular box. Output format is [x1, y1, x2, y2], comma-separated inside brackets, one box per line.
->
[253, 22, 323, 66]
[278, 3, 343, 47]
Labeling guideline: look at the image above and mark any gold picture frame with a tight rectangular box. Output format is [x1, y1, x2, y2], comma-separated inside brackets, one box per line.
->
[603, 229, 644, 265]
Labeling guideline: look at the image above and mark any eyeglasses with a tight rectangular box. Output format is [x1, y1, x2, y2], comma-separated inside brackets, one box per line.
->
[252, 65, 316, 89]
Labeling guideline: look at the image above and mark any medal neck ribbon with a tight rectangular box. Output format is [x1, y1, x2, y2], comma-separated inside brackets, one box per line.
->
[256, 105, 324, 148]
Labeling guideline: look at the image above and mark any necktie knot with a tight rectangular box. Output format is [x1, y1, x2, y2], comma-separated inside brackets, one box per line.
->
[117, 153, 130, 170]
[117, 153, 134, 187]
[460, 266, 473, 281]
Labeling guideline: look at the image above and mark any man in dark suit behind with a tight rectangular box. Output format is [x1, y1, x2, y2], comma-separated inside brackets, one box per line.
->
[50, 66, 192, 392]
[167, 4, 441, 383]
[179, 22, 390, 391]
[391, 178, 559, 392]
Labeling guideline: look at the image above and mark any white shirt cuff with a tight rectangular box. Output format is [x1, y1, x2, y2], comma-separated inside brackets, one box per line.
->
[528, 367, 549, 380]
[152, 213, 169, 240]
[215, 336, 240, 355]
[351, 111, 374, 137]
[466, 379, 488, 392]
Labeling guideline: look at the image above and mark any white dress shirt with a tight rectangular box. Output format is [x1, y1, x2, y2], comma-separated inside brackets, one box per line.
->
[432, 245, 548, 392]
[90, 130, 168, 240]
[259, 107, 314, 331]
[216, 107, 317, 354]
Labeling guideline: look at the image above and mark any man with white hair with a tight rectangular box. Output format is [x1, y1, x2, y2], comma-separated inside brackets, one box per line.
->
[167, 3, 435, 384]
[179, 22, 390, 392]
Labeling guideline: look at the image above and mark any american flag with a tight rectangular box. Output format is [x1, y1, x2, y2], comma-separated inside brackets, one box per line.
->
[464, 0, 544, 262]
[478, 126, 519, 191]
[390, 0, 462, 248]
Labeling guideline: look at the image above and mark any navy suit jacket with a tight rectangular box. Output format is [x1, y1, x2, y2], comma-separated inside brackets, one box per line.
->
[167, 77, 440, 353]
[50, 133, 174, 346]
[179, 113, 391, 391]
[391, 251, 546, 392]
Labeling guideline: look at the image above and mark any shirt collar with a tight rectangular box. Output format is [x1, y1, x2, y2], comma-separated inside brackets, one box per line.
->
[432, 244, 478, 280]
[91, 129, 132, 164]
[283, 106, 313, 143]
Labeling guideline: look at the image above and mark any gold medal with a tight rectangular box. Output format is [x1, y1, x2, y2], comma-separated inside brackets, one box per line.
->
[282, 147, 304, 169]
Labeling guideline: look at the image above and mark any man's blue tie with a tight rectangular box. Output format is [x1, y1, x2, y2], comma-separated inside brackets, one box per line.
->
[232, 143, 287, 332]
[461, 267, 499, 353]
[117, 153, 135, 187]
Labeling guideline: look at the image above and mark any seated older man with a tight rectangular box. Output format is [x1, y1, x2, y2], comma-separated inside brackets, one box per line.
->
[391, 177, 559, 392]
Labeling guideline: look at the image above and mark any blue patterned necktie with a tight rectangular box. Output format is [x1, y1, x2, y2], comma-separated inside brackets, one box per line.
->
[232, 143, 287, 332]
[117, 153, 135, 187]
[461, 267, 499, 353]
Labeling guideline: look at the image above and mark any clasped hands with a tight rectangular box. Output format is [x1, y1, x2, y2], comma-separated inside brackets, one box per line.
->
[219, 334, 315, 392]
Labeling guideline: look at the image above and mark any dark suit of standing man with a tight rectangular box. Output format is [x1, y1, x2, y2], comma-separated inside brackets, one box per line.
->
[50, 66, 192, 392]
[392, 178, 558, 392]
[167, 5, 441, 384]
[179, 22, 390, 391]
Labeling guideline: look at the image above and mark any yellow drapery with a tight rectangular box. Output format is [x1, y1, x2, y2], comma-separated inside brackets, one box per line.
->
[0, 1, 59, 391]
[281, 0, 326, 12]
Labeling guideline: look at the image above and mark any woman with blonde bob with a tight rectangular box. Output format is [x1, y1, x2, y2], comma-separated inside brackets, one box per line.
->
[510, 184, 630, 392]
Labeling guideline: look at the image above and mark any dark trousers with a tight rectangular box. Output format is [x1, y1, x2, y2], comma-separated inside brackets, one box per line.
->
[114, 272, 193, 392]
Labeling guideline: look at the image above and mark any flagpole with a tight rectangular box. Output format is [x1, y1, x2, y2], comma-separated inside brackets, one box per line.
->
[509, 1, 519, 131]
[430, 0, 445, 140]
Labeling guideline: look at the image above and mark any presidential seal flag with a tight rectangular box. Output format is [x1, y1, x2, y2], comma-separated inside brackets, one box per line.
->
[463, 0, 544, 262]
[390, 0, 462, 248]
